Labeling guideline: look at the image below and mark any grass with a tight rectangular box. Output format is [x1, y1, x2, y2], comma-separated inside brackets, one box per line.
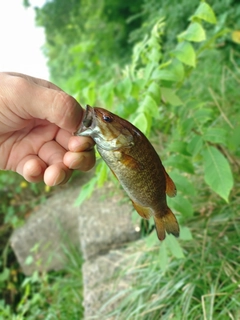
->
[100, 194, 240, 320]
[0, 243, 84, 320]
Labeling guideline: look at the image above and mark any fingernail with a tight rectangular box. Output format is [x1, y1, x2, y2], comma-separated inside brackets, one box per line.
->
[53, 169, 66, 186]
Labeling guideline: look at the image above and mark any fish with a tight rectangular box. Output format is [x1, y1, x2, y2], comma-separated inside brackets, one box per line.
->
[75, 105, 180, 241]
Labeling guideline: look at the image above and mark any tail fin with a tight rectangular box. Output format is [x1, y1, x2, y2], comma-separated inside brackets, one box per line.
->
[154, 207, 180, 241]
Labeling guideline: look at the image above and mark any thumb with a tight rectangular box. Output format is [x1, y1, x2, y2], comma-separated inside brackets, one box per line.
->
[3, 73, 84, 132]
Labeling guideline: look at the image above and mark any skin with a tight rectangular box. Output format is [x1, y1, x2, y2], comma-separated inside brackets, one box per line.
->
[0, 72, 95, 186]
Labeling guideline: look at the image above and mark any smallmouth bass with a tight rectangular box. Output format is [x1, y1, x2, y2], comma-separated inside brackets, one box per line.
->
[75, 105, 180, 241]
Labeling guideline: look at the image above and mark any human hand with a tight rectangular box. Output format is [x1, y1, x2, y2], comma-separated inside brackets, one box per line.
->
[0, 72, 95, 186]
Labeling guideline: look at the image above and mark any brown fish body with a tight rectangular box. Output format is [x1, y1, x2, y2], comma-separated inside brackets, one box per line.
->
[75, 105, 179, 240]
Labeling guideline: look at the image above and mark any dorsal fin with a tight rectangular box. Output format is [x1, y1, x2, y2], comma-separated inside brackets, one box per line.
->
[163, 168, 177, 197]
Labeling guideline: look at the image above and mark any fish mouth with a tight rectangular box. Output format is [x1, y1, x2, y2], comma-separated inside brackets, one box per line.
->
[74, 105, 96, 137]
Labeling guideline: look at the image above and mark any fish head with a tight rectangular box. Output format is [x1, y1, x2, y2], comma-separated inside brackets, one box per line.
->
[74, 105, 134, 151]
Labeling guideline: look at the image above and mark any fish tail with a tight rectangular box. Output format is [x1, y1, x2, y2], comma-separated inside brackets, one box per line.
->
[154, 207, 180, 241]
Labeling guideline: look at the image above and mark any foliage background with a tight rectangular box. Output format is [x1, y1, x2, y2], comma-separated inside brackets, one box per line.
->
[1, 0, 240, 318]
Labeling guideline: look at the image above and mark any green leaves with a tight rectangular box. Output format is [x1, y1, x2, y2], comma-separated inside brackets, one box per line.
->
[191, 2, 217, 24]
[132, 113, 149, 134]
[168, 194, 194, 219]
[202, 146, 234, 202]
[173, 1, 217, 70]
[179, 22, 206, 42]
[173, 41, 196, 67]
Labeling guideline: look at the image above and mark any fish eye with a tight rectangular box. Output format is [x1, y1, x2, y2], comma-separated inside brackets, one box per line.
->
[103, 115, 113, 123]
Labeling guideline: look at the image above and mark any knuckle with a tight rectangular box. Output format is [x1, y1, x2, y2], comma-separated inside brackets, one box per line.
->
[52, 91, 77, 128]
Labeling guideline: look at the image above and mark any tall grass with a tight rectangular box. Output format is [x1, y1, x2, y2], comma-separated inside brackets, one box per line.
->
[103, 197, 240, 320]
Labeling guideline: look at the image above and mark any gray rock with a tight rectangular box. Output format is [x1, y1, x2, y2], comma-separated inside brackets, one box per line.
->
[78, 181, 140, 260]
[10, 172, 140, 276]
[10, 173, 92, 275]
[83, 246, 138, 319]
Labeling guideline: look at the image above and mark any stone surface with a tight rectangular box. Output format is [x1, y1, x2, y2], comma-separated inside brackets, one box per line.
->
[10, 169, 141, 317]
[10, 173, 92, 275]
[82, 246, 138, 319]
[78, 182, 140, 260]
[10, 172, 140, 276]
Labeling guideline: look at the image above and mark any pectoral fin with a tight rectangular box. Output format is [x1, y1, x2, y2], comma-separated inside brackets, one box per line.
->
[114, 152, 144, 170]
[131, 201, 152, 220]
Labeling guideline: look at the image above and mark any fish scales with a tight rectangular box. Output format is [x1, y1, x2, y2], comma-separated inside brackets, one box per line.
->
[75, 105, 180, 241]
[97, 130, 167, 212]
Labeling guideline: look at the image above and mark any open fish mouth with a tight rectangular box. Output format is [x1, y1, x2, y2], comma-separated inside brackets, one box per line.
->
[74, 105, 96, 137]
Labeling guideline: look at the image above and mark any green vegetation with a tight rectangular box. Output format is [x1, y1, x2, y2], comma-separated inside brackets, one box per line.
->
[0, 243, 84, 319]
[1, 0, 240, 318]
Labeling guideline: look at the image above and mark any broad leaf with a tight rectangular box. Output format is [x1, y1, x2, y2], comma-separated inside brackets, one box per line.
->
[187, 135, 203, 157]
[115, 78, 132, 98]
[146, 231, 159, 247]
[147, 81, 161, 105]
[168, 141, 191, 156]
[82, 85, 96, 105]
[149, 47, 162, 62]
[0, 268, 10, 282]
[194, 108, 213, 124]
[138, 94, 159, 116]
[161, 87, 183, 106]
[132, 113, 148, 134]
[179, 22, 206, 42]
[168, 194, 194, 218]
[152, 69, 179, 82]
[166, 234, 185, 259]
[227, 126, 240, 151]
[173, 41, 196, 67]
[192, 2, 217, 24]
[202, 146, 233, 202]
[170, 172, 197, 196]
[178, 118, 195, 136]
[99, 80, 114, 106]
[179, 226, 193, 241]
[170, 59, 185, 82]
[165, 154, 195, 174]
[203, 127, 227, 145]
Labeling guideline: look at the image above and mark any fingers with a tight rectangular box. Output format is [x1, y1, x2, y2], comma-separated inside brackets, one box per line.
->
[68, 136, 95, 152]
[16, 136, 95, 185]
[64, 136, 95, 171]
[38, 136, 95, 186]
[44, 163, 72, 186]
[64, 150, 96, 171]
[20, 156, 71, 186]
[19, 156, 47, 183]
[42, 144, 95, 186]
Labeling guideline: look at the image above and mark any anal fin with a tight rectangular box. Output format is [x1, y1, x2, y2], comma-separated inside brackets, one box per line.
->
[131, 201, 152, 220]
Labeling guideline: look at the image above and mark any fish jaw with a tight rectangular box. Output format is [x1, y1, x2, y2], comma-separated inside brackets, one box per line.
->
[74, 105, 109, 148]
[74, 105, 98, 137]
[74, 105, 134, 151]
